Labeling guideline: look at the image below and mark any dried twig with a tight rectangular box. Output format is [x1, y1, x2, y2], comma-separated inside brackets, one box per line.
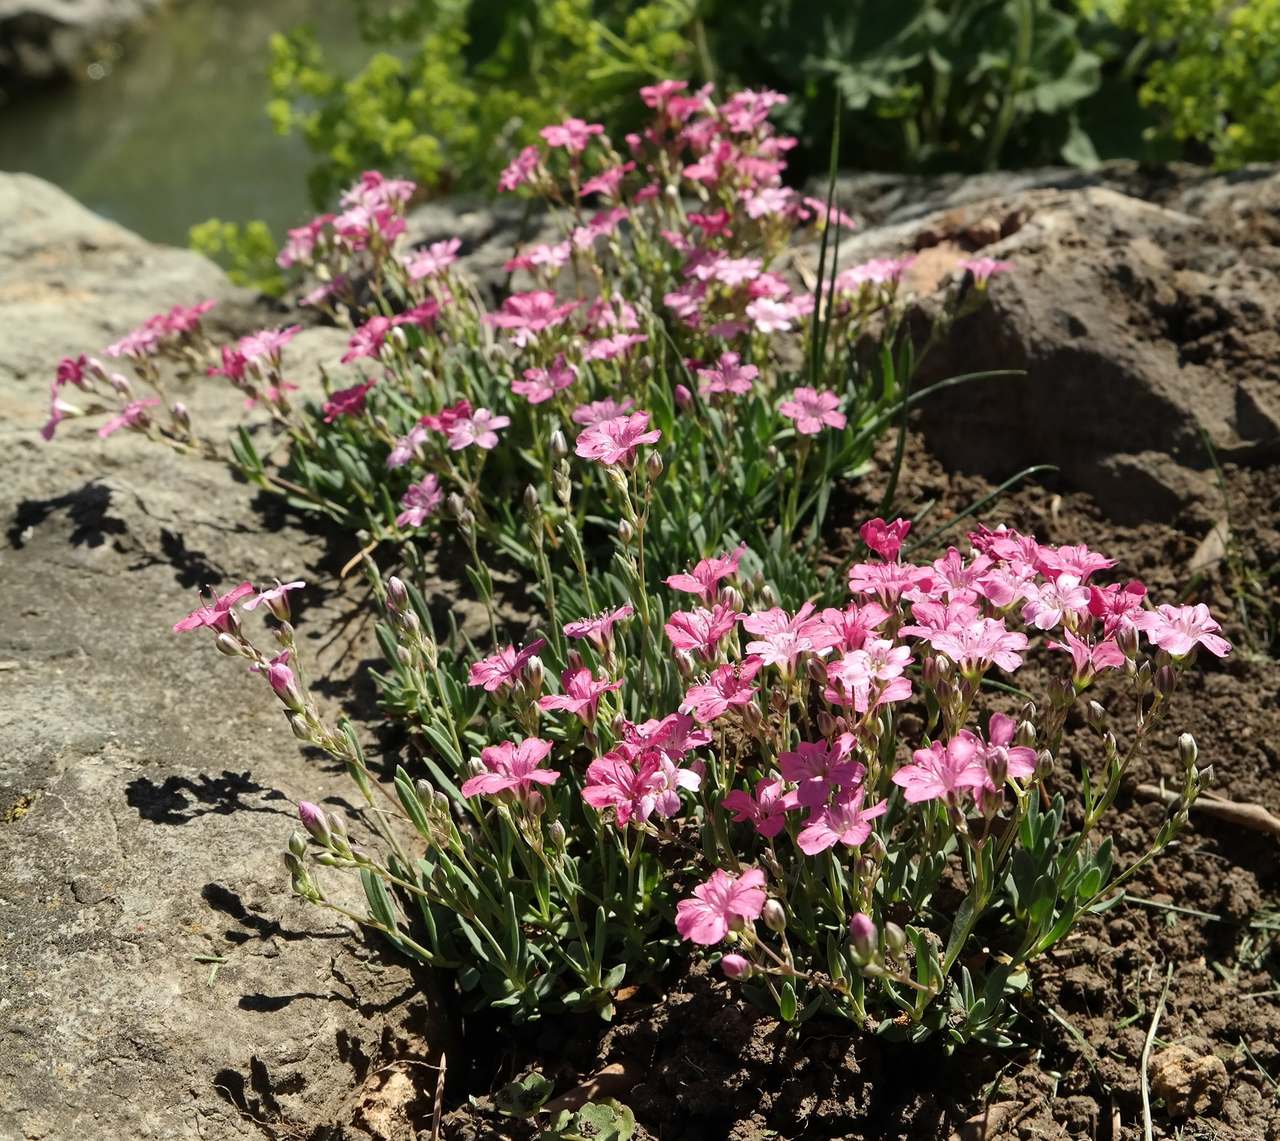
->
[1141, 965, 1174, 1141]
[1136, 784, 1280, 840]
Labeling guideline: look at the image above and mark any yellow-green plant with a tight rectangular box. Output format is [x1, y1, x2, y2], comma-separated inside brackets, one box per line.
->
[188, 219, 286, 297]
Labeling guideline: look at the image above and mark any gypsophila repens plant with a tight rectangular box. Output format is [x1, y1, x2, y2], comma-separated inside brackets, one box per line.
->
[42, 82, 1225, 1042]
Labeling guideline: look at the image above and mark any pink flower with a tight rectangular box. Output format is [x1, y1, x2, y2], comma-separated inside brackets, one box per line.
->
[98, 397, 160, 438]
[974, 713, 1037, 786]
[540, 117, 605, 154]
[387, 423, 429, 469]
[403, 238, 461, 280]
[960, 257, 1012, 284]
[242, 579, 306, 613]
[173, 582, 255, 633]
[252, 649, 300, 707]
[860, 517, 911, 561]
[579, 161, 635, 198]
[498, 145, 542, 192]
[746, 296, 799, 335]
[393, 299, 441, 330]
[892, 734, 989, 804]
[585, 333, 648, 362]
[239, 325, 301, 364]
[513, 354, 576, 404]
[571, 397, 635, 426]
[824, 639, 914, 713]
[461, 738, 560, 801]
[422, 399, 473, 434]
[1021, 574, 1090, 631]
[1048, 629, 1127, 680]
[925, 617, 1028, 674]
[278, 214, 333, 268]
[563, 603, 635, 646]
[446, 408, 509, 451]
[575, 411, 661, 467]
[340, 170, 416, 211]
[796, 787, 887, 855]
[696, 351, 759, 399]
[396, 474, 443, 528]
[721, 778, 787, 838]
[779, 386, 846, 435]
[1038, 543, 1116, 582]
[341, 316, 393, 364]
[621, 712, 711, 761]
[664, 603, 742, 659]
[664, 543, 748, 603]
[743, 601, 841, 669]
[779, 737, 864, 810]
[1133, 604, 1231, 658]
[818, 602, 891, 651]
[467, 639, 547, 693]
[322, 381, 375, 424]
[675, 868, 767, 945]
[847, 561, 936, 606]
[1087, 580, 1148, 635]
[681, 657, 762, 723]
[743, 186, 793, 218]
[485, 291, 580, 346]
[583, 746, 699, 827]
[537, 667, 622, 725]
[835, 257, 915, 292]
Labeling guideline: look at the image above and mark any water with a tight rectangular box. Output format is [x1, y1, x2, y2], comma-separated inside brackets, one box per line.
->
[0, 0, 366, 245]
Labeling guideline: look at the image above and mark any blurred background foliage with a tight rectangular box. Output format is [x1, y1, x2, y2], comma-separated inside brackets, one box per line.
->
[179, 0, 1280, 289]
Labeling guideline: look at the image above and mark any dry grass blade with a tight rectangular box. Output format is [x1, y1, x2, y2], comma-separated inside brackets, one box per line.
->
[1141, 964, 1175, 1141]
[1136, 784, 1280, 841]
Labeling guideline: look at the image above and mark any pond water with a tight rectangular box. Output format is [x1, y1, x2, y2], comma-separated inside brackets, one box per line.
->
[0, 0, 366, 245]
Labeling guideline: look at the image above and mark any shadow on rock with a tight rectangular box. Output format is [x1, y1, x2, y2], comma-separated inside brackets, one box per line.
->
[125, 770, 291, 825]
[7, 480, 127, 550]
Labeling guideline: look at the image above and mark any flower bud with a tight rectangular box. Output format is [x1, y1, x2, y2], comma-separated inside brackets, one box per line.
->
[817, 711, 838, 738]
[288, 830, 308, 859]
[458, 508, 476, 534]
[386, 576, 410, 612]
[523, 484, 541, 518]
[1177, 732, 1198, 769]
[617, 518, 634, 545]
[1084, 701, 1107, 731]
[298, 801, 331, 846]
[883, 922, 907, 958]
[1134, 661, 1153, 694]
[674, 383, 692, 409]
[525, 790, 545, 815]
[214, 632, 242, 657]
[288, 713, 312, 742]
[848, 912, 878, 964]
[759, 585, 778, 609]
[761, 899, 787, 933]
[550, 429, 568, 460]
[1154, 664, 1178, 699]
[548, 820, 566, 848]
[720, 952, 752, 980]
[447, 492, 467, 519]
[805, 657, 827, 686]
[110, 372, 132, 396]
[1015, 719, 1036, 748]
[720, 586, 743, 611]
[525, 655, 544, 693]
[396, 644, 413, 667]
[171, 402, 191, 431]
[1036, 749, 1054, 780]
[674, 650, 695, 679]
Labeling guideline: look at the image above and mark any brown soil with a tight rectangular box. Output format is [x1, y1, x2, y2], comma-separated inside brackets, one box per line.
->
[430, 433, 1280, 1141]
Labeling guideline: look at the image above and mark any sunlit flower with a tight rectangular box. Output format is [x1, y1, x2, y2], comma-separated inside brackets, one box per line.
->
[396, 474, 444, 528]
[461, 738, 560, 801]
[1133, 604, 1231, 658]
[575, 411, 661, 466]
[779, 386, 846, 434]
[468, 639, 547, 693]
[675, 867, 767, 945]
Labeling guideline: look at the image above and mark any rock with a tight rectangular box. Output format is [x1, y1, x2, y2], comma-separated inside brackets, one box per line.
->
[0, 174, 435, 1140]
[869, 171, 1280, 524]
[1149, 1042, 1230, 1119]
[0, 0, 161, 86]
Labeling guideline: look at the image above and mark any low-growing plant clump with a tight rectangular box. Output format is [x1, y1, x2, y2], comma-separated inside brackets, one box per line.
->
[45, 84, 1229, 1050]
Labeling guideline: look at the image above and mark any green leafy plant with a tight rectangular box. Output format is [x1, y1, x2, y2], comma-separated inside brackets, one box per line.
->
[188, 218, 286, 296]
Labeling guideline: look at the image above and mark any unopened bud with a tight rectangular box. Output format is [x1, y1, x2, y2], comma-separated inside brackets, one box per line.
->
[1015, 719, 1036, 748]
[288, 713, 312, 742]
[617, 518, 634, 545]
[1084, 700, 1107, 730]
[447, 492, 467, 519]
[883, 922, 907, 958]
[386, 576, 409, 611]
[1177, 733, 1198, 769]
[525, 790, 545, 815]
[1154, 664, 1178, 699]
[759, 585, 778, 609]
[550, 429, 568, 460]
[805, 657, 827, 686]
[298, 800, 331, 845]
[849, 912, 878, 963]
[396, 644, 413, 667]
[674, 650, 695, 679]
[645, 451, 664, 482]
[525, 655, 544, 693]
[720, 952, 752, 980]
[1036, 748, 1054, 780]
[674, 383, 692, 409]
[761, 899, 787, 933]
[458, 508, 476, 534]
[214, 632, 242, 656]
[171, 402, 191, 430]
[548, 820, 566, 848]
[817, 710, 838, 738]
[523, 484, 541, 517]
[720, 585, 743, 611]
[288, 830, 308, 859]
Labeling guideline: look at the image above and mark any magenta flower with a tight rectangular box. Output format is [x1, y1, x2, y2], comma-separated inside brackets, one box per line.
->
[960, 257, 1012, 284]
[721, 777, 787, 838]
[540, 117, 605, 153]
[680, 657, 762, 723]
[467, 638, 547, 693]
[485, 291, 580, 347]
[583, 746, 699, 828]
[242, 579, 306, 613]
[579, 161, 635, 199]
[575, 411, 662, 467]
[779, 738, 864, 811]
[664, 602, 742, 659]
[341, 315, 393, 364]
[403, 238, 461, 280]
[696, 351, 759, 398]
[664, 542, 748, 603]
[340, 170, 417, 211]
[675, 867, 767, 945]
[571, 397, 635, 426]
[513, 354, 576, 404]
[537, 667, 622, 725]
[563, 603, 635, 646]
[396, 474, 443, 528]
[251, 649, 301, 707]
[393, 299, 441, 330]
[421, 399, 473, 434]
[892, 734, 989, 804]
[322, 381, 375, 424]
[796, 787, 887, 855]
[498, 145, 542, 193]
[1133, 604, 1231, 658]
[446, 408, 509, 451]
[621, 712, 711, 761]
[98, 397, 160, 439]
[860, 517, 911, 562]
[779, 386, 847, 435]
[461, 738, 560, 801]
[173, 582, 255, 633]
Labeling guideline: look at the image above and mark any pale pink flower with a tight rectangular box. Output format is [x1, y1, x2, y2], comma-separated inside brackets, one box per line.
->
[403, 238, 461, 280]
[1021, 574, 1090, 631]
[816, 602, 891, 651]
[743, 186, 793, 218]
[498, 145, 542, 193]
[675, 867, 767, 945]
[341, 315, 393, 363]
[929, 547, 994, 602]
[834, 257, 915, 293]
[960, 257, 1012, 284]
[446, 408, 509, 451]
[1048, 629, 1126, 680]
[1133, 604, 1231, 658]
[746, 296, 799, 334]
[421, 399, 473, 434]
[709, 256, 763, 286]
[513, 354, 576, 404]
[585, 333, 648, 362]
[621, 712, 711, 761]
[664, 602, 742, 659]
[461, 738, 559, 800]
[1038, 543, 1116, 582]
[680, 657, 763, 723]
[583, 746, 699, 827]
[485, 291, 580, 346]
[173, 582, 255, 633]
[664, 543, 748, 603]
[575, 411, 661, 466]
[900, 599, 983, 639]
[824, 639, 914, 713]
[277, 214, 333, 268]
[242, 579, 306, 613]
[925, 617, 1028, 674]
[540, 117, 605, 154]
[892, 734, 988, 804]
[796, 787, 887, 855]
[340, 170, 416, 211]
[847, 561, 936, 606]
[251, 649, 299, 706]
[721, 778, 787, 839]
[563, 603, 635, 646]
[860, 517, 911, 562]
[396, 474, 443, 528]
[387, 423, 429, 469]
[467, 639, 547, 693]
[239, 325, 301, 364]
[1087, 580, 1148, 635]
[696, 351, 758, 398]
[780, 386, 846, 435]
[975, 713, 1038, 785]
[571, 397, 635, 426]
[537, 667, 622, 725]
[579, 161, 635, 198]
[98, 397, 160, 438]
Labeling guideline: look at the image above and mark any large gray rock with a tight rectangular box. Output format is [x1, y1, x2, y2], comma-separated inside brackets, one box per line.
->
[0, 174, 432, 1141]
[0, 0, 159, 85]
